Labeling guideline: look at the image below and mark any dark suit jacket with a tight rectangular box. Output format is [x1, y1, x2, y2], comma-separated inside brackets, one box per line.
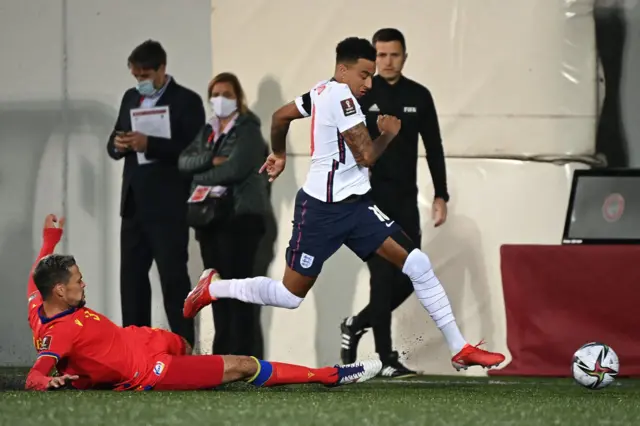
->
[106, 78, 205, 220]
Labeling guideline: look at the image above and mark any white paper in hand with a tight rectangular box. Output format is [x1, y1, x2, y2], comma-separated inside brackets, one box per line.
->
[130, 106, 171, 165]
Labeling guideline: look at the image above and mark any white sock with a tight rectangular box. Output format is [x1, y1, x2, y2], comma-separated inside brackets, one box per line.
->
[209, 276, 303, 309]
[402, 249, 467, 354]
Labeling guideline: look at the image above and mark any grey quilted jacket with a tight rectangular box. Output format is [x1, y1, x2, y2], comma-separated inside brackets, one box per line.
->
[177, 111, 270, 217]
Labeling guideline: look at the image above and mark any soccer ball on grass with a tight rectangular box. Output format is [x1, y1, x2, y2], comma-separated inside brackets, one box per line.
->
[572, 342, 619, 390]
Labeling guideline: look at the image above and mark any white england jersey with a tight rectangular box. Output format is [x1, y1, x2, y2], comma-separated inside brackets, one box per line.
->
[294, 79, 371, 203]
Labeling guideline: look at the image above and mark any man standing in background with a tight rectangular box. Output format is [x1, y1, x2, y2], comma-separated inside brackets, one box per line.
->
[106, 40, 205, 347]
[340, 29, 449, 377]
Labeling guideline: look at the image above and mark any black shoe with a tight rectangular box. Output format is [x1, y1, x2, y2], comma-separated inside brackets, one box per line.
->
[340, 316, 367, 364]
[379, 351, 418, 378]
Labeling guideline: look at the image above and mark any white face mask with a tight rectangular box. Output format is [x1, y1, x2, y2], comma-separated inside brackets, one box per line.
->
[210, 96, 238, 118]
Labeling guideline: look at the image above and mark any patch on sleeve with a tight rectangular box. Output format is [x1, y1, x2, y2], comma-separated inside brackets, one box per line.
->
[40, 335, 52, 351]
[340, 98, 356, 117]
[154, 361, 166, 376]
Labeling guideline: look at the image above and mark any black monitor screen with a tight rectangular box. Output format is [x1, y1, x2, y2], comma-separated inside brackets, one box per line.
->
[563, 170, 640, 244]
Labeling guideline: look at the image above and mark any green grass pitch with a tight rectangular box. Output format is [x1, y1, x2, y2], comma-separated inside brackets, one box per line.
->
[1, 369, 638, 426]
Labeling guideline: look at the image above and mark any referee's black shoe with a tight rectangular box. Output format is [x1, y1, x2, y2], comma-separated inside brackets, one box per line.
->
[379, 351, 418, 379]
[340, 316, 367, 364]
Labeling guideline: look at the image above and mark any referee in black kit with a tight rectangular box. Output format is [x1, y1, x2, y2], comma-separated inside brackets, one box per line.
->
[340, 28, 449, 377]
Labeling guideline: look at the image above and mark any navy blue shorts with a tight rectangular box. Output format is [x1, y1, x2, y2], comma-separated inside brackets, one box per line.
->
[286, 189, 401, 277]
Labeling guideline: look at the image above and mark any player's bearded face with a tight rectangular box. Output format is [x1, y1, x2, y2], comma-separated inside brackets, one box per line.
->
[61, 265, 86, 308]
[340, 59, 375, 98]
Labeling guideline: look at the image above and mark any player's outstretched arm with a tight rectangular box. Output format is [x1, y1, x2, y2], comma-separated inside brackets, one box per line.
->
[261, 98, 308, 182]
[28, 321, 78, 391]
[341, 116, 399, 167]
[25, 357, 78, 391]
[27, 215, 64, 312]
[270, 100, 305, 155]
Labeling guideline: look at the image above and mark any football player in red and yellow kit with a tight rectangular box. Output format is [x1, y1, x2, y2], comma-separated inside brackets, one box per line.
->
[26, 214, 381, 391]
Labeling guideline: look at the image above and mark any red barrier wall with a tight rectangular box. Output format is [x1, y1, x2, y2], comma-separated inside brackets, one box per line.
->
[489, 244, 640, 377]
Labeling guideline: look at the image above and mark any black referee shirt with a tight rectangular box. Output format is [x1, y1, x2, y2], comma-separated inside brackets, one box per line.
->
[359, 75, 449, 203]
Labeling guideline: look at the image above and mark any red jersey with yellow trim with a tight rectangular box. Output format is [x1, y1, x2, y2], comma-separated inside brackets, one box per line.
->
[30, 304, 182, 391]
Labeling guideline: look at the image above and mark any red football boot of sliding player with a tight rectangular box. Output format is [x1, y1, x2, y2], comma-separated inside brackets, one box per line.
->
[451, 340, 506, 371]
[183, 269, 219, 319]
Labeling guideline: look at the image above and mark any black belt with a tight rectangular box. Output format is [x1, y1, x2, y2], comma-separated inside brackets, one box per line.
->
[336, 192, 370, 204]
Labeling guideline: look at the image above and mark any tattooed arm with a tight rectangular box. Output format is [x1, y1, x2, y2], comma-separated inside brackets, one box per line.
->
[332, 83, 400, 167]
[341, 122, 395, 167]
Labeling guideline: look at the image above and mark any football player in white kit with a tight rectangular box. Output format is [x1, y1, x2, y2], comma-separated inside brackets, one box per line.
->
[184, 37, 505, 371]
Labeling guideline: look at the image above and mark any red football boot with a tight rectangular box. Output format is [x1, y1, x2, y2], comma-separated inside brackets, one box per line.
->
[183, 269, 219, 319]
[451, 340, 506, 371]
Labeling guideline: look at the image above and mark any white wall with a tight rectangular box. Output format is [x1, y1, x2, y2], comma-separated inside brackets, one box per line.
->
[0, 0, 596, 376]
[206, 0, 596, 374]
[0, 0, 211, 365]
[211, 0, 596, 157]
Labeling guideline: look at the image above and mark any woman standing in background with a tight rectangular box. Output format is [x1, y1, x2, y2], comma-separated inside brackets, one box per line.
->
[178, 72, 269, 357]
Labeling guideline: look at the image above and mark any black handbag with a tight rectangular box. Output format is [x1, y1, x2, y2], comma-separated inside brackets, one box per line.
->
[186, 187, 234, 228]
[186, 131, 235, 228]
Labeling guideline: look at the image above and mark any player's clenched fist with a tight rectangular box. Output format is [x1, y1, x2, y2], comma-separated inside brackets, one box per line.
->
[259, 152, 287, 183]
[377, 115, 401, 137]
[46, 374, 78, 390]
[43, 214, 65, 230]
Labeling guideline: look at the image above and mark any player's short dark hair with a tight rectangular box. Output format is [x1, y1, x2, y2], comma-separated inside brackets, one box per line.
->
[128, 40, 167, 70]
[32, 254, 77, 299]
[372, 28, 407, 52]
[336, 37, 376, 65]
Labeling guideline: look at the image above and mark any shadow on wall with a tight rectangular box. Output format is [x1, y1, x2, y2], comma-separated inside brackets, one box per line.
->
[594, 1, 628, 166]
[0, 100, 116, 366]
[250, 75, 290, 359]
